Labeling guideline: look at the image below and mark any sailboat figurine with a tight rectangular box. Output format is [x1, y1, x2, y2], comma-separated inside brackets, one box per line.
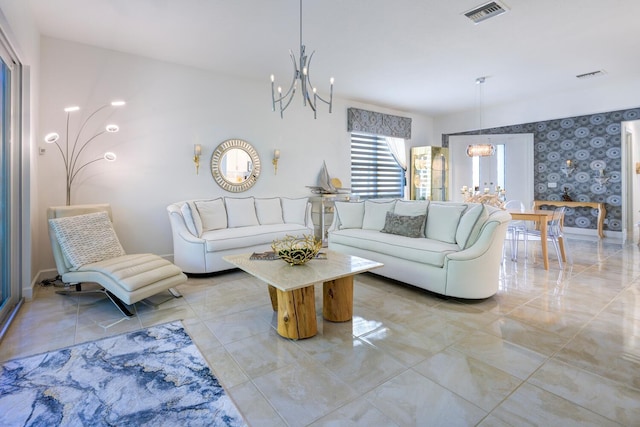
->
[307, 161, 349, 194]
[318, 161, 336, 193]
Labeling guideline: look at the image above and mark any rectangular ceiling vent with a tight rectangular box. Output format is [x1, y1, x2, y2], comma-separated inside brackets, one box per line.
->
[576, 70, 606, 79]
[464, 1, 509, 24]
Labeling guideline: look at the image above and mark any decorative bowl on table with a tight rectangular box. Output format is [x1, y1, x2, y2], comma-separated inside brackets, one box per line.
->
[271, 234, 322, 266]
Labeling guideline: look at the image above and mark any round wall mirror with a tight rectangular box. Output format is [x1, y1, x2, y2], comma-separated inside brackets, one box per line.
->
[210, 139, 261, 192]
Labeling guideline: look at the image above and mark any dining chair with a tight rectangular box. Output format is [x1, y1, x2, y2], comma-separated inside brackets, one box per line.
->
[504, 199, 525, 261]
[519, 206, 569, 268]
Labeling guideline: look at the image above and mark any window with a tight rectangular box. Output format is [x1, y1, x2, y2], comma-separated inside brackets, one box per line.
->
[350, 132, 404, 199]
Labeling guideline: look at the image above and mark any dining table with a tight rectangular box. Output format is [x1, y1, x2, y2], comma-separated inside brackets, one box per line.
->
[508, 209, 566, 270]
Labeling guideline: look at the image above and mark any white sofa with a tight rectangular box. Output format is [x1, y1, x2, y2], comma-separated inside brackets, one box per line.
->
[328, 199, 511, 299]
[167, 197, 314, 274]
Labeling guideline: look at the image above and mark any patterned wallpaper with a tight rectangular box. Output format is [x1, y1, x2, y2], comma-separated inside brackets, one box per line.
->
[444, 107, 640, 233]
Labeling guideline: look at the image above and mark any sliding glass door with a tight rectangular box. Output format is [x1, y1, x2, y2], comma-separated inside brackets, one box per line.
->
[0, 34, 23, 333]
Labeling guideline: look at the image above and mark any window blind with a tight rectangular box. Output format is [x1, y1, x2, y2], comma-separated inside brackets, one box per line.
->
[350, 132, 404, 199]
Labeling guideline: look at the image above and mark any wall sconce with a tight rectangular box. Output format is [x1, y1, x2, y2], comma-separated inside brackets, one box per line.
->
[272, 149, 280, 174]
[561, 159, 575, 177]
[44, 100, 125, 205]
[594, 167, 610, 185]
[193, 144, 202, 175]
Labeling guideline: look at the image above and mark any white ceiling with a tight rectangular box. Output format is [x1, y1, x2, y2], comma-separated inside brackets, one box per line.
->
[26, 0, 640, 116]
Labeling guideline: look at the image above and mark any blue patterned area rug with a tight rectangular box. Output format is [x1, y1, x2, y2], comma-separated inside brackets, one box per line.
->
[0, 321, 246, 426]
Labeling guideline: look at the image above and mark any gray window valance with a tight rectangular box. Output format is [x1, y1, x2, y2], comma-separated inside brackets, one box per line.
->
[347, 108, 412, 139]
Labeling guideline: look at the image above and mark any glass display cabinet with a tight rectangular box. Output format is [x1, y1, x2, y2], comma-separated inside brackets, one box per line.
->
[410, 146, 449, 201]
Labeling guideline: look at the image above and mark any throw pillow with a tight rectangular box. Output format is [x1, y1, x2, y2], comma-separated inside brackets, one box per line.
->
[48, 211, 126, 269]
[195, 198, 227, 232]
[180, 203, 198, 236]
[362, 200, 396, 231]
[394, 200, 429, 237]
[255, 198, 284, 225]
[281, 197, 308, 225]
[380, 211, 426, 238]
[225, 197, 259, 228]
[334, 201, 364, 229]
[425, 203, 466, 243]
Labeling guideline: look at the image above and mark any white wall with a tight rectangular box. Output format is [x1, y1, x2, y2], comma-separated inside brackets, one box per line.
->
[37, 37, 433, 272]
[434, 77, 640, 137]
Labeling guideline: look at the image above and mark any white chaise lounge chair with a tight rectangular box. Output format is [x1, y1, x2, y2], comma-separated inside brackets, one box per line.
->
[47, 204, 187, 317]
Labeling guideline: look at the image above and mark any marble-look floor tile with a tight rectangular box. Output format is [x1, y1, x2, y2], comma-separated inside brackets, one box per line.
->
[310, 336, 406, 394]
[554, 324, 640, 389]
[529, 358, 640, 425]
[253, 357, 359, 427]
[453, 330, 547, 380]
[204, 307, 274, 344]
[224, 330, 310, 378]
[6, 236, 640, 426]
[365, 370, 487, 427]
[483, 316, 569, 356]
[413, 348, 522, 412]
[489, 383, 619, 426]
[229, 380, 287, 427]
[309, 396, 399, 427]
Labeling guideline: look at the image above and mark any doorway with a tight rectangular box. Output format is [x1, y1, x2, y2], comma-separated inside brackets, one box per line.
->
[622, 120, 640, 243]
[449, 134, 534, 206]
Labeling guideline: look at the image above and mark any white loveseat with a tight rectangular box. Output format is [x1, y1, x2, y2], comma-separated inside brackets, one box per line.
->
[167, 197, 314, 274]
[328, 199, 511, 299]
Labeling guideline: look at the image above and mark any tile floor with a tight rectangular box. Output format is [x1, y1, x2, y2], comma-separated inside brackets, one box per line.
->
[2, 236, 640, 426]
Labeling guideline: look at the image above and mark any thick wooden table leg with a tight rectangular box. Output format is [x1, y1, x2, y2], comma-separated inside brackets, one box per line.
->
[276, 285, 317, 339]
[323, 275, 354, 322]
[268, 285, 278, 311]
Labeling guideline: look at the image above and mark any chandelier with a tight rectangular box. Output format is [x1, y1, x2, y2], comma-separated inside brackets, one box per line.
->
[270, 0, 334, 119]
[467, 76, 495, 157]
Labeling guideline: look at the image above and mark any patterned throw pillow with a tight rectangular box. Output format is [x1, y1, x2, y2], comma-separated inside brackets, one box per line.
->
[48, 211, 126, 269]
[380, 211, 426, 238]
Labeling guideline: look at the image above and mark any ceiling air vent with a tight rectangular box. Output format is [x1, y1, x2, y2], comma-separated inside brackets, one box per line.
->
[576, 70, 606, 79]
[464, 1, 509, 24]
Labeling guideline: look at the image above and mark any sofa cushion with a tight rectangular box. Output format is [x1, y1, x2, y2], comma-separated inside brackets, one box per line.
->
[202, 223, 311, 252]
[195, 198, 227, 233]
[463, 205, 490, 249]
[425, 203, 466, 244]
[380, 211, 426, 238]
[187, 201, 204, 236]
[255, 198, 284, 225]
[180, 203, 198, 236]
[48, 211, 126, 269]
[456, 204, 487, 249]
[362, 200, 396, 231]
[394, 200, 429, 236]
[334, 201, 364, 229]
[330, 228, 459, 267]
[281, 197, 308, 225]
[225, 197, 259, 228]
[394, 200, 429, 217]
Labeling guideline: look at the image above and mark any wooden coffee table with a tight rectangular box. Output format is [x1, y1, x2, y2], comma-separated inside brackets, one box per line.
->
[223, 250, 382, 340]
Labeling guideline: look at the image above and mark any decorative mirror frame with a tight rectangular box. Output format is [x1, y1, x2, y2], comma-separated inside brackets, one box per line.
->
[210, 139, 261, 192]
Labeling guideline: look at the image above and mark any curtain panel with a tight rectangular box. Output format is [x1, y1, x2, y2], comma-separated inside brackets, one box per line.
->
[347, 108, 412, 140]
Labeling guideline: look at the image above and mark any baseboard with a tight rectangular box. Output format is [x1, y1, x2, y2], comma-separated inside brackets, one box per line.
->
[564, 226, 622, 241]
[26, 268, 58, 300]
